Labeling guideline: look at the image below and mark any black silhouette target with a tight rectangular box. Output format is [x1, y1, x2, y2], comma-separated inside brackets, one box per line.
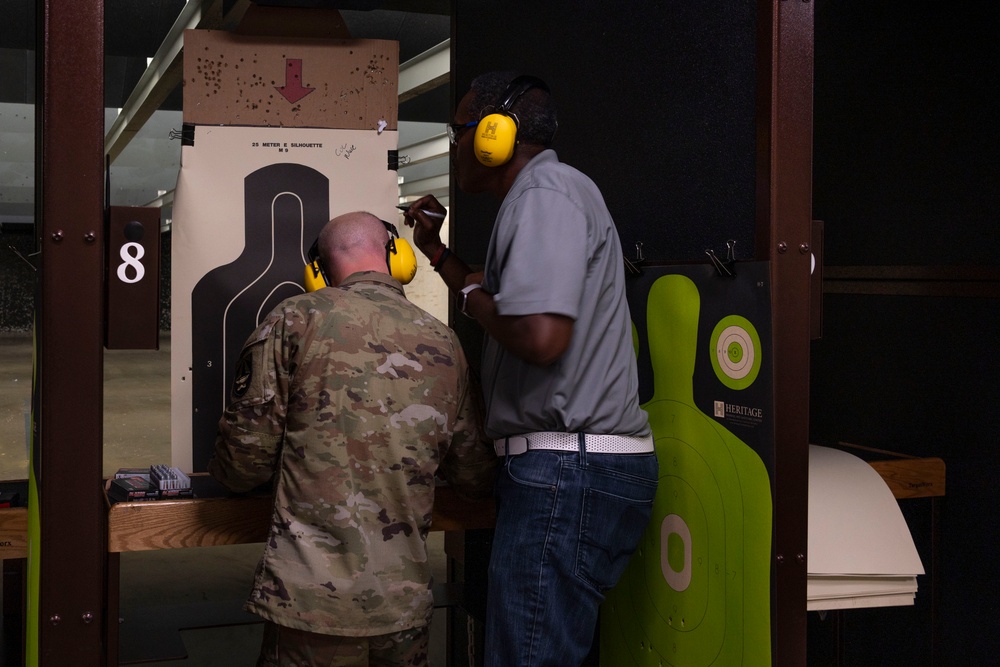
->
[190, 163, 329, 470]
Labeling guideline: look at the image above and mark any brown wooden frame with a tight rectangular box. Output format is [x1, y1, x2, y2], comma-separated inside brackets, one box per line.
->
[35, 0, 107, 664]
[756, 1, 814, 664]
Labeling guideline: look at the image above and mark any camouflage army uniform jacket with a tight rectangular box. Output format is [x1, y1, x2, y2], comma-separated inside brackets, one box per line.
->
[209, 271, 496, 637]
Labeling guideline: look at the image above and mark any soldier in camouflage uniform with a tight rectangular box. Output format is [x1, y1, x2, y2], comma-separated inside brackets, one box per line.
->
[209, 211, 497, 667]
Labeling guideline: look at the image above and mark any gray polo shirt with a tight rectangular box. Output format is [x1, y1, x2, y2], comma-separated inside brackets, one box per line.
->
[480, 150, 650, 440]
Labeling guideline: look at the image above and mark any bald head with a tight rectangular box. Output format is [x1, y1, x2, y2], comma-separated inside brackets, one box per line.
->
[318, 212, 389, 286]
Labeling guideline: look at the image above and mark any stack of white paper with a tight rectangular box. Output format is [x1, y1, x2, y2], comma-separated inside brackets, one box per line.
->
[807, 445, 925, 611]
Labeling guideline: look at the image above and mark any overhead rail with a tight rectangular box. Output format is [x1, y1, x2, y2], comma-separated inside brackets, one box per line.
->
[399, 39, 450, 103]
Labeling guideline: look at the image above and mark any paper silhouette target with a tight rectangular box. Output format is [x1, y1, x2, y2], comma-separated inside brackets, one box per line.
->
[601, 273, 772, 667]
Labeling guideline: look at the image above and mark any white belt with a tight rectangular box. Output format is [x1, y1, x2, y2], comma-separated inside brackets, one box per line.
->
[494, 432, 654, 456]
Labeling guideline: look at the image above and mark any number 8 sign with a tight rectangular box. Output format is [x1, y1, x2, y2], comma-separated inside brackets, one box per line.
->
[106, 206, 160, 349]
[117, 241, 146, 284]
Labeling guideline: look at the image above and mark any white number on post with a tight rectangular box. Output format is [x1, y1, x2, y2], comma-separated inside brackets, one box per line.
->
[117, 242, 146, 284]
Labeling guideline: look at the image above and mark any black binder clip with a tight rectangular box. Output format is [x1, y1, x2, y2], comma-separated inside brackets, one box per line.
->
[169, 124, 196, 145]
[706, 239, 738, 277]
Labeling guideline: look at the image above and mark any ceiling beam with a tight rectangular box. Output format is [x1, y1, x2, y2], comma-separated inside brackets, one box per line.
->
[399, 39, 450, 103]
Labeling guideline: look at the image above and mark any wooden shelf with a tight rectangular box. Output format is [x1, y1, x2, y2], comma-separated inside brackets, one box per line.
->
[0, 507, 28, 560]
[868, 457, 945, 499]
[0, 475, 495, 558]
[107, 493, 272, 553]
[104, 476, 495, 553]
[5, 452, 940, 559]
[0, 480, 28, 560]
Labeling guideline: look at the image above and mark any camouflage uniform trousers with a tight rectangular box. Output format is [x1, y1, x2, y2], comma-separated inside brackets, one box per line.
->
[256, 621, 430, 667]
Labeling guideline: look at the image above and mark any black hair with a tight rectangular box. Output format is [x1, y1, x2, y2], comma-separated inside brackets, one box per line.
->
[469, 71, 558, 147]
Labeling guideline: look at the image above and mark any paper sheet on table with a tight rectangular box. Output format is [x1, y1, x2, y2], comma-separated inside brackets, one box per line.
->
[807, 445, 924, 610]
[808, 444, 924, 576]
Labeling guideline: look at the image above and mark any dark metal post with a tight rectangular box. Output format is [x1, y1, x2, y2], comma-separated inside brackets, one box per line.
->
[756, 1, 814, 665]
[35, 0, 107, 663]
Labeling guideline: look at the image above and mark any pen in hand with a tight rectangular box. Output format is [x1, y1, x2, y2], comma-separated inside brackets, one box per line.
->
[397, 204, 445, 219]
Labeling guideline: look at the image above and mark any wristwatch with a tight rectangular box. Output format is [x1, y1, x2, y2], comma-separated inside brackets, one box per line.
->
[459, 283, 482, 317]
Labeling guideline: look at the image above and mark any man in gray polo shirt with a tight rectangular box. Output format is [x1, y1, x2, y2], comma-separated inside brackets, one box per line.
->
[403, 71, 658, 667]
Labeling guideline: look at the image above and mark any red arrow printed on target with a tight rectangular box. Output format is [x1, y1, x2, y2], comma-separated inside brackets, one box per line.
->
[275, 59, 315, 104]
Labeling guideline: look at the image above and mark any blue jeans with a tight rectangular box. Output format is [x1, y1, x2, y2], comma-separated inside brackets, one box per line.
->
[485, 445, 658, 667]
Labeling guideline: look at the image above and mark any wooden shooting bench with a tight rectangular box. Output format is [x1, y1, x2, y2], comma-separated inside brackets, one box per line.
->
[102, 474, 495, 663]
[103, 474, 494, 552]
[0, 476, 494, 665]
[2, 451, 944, 664]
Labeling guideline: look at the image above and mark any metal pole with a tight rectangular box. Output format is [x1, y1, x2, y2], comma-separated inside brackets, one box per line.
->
[756, 1, 814, 665]
[35, 0, 107, 663]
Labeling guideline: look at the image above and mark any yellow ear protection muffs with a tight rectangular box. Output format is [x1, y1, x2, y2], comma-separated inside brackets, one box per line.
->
[381, 219, 417, 285]
[304, 221, 417, 291]
[474, 75, 550, 167]
[304, 238, 329, 292]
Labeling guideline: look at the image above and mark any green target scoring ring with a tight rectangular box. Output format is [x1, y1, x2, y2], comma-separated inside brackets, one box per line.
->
[710, 315, 761, 390]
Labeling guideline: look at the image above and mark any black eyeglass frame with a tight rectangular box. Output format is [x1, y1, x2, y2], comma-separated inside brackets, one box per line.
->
[446, 120, 479, 145]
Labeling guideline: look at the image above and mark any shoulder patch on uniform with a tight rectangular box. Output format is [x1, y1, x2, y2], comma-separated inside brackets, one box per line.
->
[232, 348, 253, 399]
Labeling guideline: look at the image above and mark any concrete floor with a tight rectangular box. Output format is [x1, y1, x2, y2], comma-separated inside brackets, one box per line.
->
[0, 332, 452, 665]
[0, 332, 174, 481]
[0, 333, 33, 482]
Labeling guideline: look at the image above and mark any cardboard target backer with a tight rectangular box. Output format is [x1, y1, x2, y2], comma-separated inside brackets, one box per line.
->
[171, 31, 400, 472]
[182, 29, 398, 130]
[601, 262, 775, 667]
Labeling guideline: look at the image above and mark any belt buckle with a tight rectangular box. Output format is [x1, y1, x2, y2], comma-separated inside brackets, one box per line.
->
[506, 436, 529, 456]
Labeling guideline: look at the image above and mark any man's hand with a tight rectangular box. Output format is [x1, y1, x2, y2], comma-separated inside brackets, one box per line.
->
[400, 195, 447, 258]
